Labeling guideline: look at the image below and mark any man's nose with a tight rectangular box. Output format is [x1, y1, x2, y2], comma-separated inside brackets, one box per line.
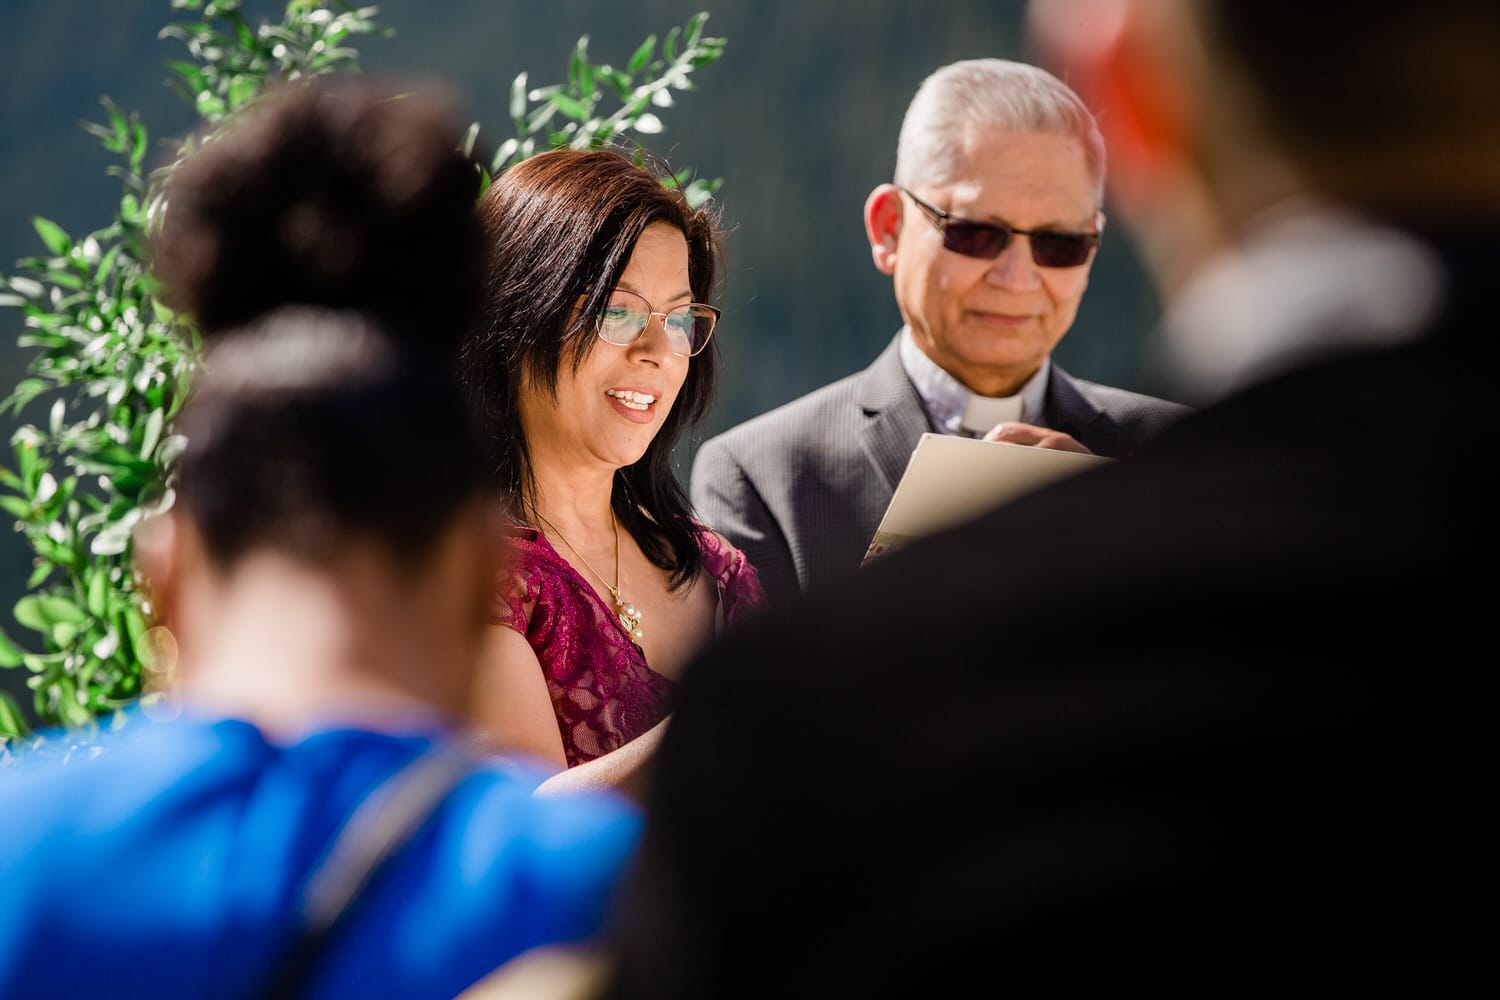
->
[983, 236, 1042, 291]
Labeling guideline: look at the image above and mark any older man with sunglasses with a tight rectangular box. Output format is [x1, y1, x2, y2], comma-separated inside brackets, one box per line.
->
[691, 58, 1189, 608]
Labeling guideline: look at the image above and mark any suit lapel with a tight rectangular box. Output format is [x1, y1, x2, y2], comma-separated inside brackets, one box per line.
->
[850, 342, 1125, 494]
[855, 335, 930, 492]
[1044, 365, 1116, 454]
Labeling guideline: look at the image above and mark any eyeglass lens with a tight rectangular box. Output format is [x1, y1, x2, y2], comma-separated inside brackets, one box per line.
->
[902, 187, 1096, 268]
[598, 292, 716, 356]
[943, 221, 1095, 268]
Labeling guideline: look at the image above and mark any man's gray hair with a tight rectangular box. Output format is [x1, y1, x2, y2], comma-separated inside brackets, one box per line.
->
[894, 58, 1105, 203]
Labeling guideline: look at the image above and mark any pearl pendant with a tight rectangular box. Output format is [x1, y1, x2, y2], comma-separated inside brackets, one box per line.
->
[616, 601, 643, 645]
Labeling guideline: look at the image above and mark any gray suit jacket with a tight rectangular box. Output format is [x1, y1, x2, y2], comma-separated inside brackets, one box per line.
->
[690, 333, 1191, 608]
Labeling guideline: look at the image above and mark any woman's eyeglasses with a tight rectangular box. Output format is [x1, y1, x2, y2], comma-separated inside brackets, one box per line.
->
[898, 186, 1099, 268]
[597, 289, 718, 357]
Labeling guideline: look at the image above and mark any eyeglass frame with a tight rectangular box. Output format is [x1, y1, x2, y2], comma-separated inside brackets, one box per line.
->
[594, 287, 720, 358]
[897, 186, 1101, 268]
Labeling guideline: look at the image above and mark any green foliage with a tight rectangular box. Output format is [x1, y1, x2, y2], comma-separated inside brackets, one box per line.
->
[161, 0, 390, 123]
[0, 2, 724, 749]
[471, 11, 726, 206]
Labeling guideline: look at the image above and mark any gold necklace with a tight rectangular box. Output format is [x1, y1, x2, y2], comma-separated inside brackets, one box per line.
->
[534, 508, 644, 645]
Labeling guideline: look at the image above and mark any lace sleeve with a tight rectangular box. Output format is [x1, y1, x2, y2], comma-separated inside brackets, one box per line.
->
[694, 523, 769, 626]
[492, 531, 545, 636]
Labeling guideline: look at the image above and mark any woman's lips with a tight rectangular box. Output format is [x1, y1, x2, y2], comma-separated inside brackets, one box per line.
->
[605, 387, 659, 423]
[606, 388, 657, 410]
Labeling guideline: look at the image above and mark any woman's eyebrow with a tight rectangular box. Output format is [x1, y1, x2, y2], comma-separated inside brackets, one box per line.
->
[614, 280, 695, 302]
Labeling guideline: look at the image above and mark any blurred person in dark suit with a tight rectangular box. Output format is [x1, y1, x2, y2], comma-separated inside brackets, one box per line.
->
[590, 0, 1493, 993]
[691, 57, 1189, 609]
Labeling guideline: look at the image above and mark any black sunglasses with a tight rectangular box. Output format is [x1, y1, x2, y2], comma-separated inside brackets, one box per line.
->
[898, 186, 1100, 268]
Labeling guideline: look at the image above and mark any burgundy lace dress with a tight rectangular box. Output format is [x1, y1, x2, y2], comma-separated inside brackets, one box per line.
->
[492, 522, 766, 766]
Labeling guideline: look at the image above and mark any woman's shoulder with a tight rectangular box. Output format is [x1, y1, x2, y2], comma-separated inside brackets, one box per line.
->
[500, 524, 567, 575]
[492, 523, 589, 626]
[688, 521, 765, 606]
[688, 520, 741, 569]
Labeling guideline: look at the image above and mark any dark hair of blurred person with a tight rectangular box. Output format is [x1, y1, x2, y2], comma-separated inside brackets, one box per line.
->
[0, 77, 642, 1000]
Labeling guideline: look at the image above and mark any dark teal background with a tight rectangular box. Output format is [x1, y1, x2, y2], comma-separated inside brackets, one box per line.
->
[0, 1, 1168, 707]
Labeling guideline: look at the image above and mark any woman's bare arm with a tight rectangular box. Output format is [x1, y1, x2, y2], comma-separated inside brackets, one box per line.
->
[469, 624, 568, 771]
[533, 716, 668, 803]
[471, 624, 667, 801]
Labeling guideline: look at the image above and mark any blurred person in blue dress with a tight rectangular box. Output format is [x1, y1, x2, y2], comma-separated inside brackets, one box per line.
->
[0, 76, 641, 1000]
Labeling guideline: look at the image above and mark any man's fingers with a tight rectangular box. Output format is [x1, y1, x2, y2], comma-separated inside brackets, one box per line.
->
[982, 422, 1093, 454]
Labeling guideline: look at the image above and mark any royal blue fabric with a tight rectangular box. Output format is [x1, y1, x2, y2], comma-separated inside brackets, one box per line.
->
[0, 707, 642, 999]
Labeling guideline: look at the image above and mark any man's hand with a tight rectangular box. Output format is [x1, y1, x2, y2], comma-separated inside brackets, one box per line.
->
[981, 421, 1093, 454]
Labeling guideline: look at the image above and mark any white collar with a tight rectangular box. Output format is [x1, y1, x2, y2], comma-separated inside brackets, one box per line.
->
[1161, 198, 1445, 403]
[898, 327, 1049, 436]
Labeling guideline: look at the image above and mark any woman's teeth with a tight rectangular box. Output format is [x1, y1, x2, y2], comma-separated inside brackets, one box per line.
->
[606, 389, 656, 411]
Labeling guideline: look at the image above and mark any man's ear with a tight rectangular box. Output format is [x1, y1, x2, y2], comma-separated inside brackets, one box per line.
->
[864, 183, 905, 276]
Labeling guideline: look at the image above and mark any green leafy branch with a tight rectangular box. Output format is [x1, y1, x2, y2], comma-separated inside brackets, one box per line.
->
[0, 98, 187, 737]
[0, 3, 726, 749]
[161, 0, 390, 123]
[468, 11, 727, 207]
[0, 0, 392, 745]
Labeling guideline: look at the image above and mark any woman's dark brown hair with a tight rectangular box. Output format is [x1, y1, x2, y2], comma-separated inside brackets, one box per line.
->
[459, 148, 723, 588]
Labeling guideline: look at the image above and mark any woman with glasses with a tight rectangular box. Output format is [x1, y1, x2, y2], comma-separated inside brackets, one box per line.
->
[458, 148, 765, 796]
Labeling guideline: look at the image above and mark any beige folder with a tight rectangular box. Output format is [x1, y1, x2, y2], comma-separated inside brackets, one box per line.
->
[863, 433, 1110, 564]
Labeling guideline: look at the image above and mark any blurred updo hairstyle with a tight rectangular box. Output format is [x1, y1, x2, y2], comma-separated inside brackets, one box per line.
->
[150, 76, 487, 572]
